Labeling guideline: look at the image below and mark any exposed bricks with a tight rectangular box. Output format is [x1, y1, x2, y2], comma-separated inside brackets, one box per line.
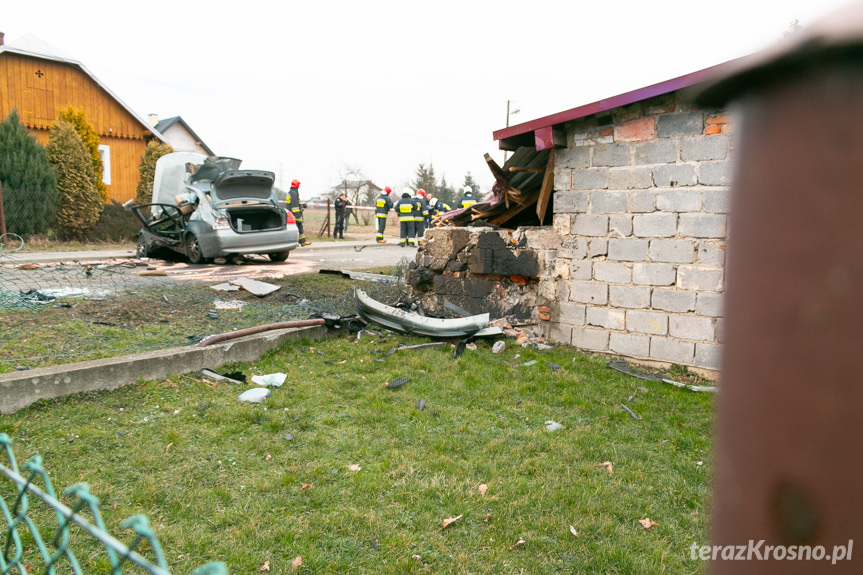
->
[706, 115, 731, 136]
[614, 117, 655, 142]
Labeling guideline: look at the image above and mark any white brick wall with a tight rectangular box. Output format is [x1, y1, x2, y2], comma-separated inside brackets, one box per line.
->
[544, 91, 730, 374]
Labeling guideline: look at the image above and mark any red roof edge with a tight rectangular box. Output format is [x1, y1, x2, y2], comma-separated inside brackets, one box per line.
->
[492, 58, 744, 144]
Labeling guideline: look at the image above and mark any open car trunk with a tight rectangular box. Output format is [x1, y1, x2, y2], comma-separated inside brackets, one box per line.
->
[225, 206, 285, 232]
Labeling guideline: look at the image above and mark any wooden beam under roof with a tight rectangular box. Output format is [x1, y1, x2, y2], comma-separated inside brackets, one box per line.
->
[536, 152, 555, 223]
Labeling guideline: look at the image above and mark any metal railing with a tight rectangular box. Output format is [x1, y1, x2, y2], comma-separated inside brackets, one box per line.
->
[0, 434, 226, 575]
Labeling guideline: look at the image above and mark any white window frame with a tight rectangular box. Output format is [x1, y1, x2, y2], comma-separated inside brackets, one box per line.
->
[98, 144, 111, 186]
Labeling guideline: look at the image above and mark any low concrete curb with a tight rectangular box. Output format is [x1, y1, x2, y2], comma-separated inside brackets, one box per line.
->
[0, 324, 327, 414]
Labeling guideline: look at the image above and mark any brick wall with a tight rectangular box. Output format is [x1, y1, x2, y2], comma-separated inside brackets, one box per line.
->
[543, 92, 731, 372]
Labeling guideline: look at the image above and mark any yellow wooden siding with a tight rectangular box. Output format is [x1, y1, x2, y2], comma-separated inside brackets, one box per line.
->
[1, 52, 154, 202]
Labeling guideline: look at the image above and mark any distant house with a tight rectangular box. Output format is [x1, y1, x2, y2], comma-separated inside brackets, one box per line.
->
[150, 115, 214, 156]
[0, 33, 165, 203]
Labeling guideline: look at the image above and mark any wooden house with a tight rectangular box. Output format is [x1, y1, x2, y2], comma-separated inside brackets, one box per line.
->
[0, 34, 166, 203]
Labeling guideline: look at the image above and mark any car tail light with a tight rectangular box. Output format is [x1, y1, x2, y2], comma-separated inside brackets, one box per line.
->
[214, 216, 231, 230]
[283, 209, 295, 224]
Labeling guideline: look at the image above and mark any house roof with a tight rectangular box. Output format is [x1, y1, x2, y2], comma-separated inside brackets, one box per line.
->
[153, 116, 215, 156]
[0, 34, 166, 143]
[493, 59, 743, 152]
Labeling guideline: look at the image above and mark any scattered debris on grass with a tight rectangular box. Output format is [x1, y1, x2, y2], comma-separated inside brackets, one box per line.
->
[607, 359, 717, 393]
[238, 388, 271, 403]
[492, 341, 505, 354]
[259, 560, 270, 572]
[291, 556, 302, 570]
[544, 420, 563, 432]
[478, 484, 488, 496]
[570, 525, 579, 538]
[599, 461, 614, 474]
[415, 399, 426, 410]
[231, 277, 281, 297]
[508, 537, 527, 550]
[348, 464, 362, 472]
[441, 514, 463, 529]
[618, 402, 641, 420]
[251, 373, 287, 387]
[384, 376, 411, 389]
[199, 369, 245, 385]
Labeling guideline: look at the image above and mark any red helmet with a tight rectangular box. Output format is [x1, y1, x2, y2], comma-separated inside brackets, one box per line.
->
[291, 179, 301, 188]
[417, 189, 426, 197]
[384, 186, 392, 194]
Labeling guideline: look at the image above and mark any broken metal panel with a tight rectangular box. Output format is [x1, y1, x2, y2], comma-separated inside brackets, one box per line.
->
[354, 288, 493, 338]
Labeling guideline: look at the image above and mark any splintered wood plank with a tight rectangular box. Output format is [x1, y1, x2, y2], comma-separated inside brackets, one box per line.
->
[488, 190, 541, 226]
[536, 152, 555, 224]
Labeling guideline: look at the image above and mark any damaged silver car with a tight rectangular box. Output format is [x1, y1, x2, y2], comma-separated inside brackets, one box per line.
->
[126, 152, 299, 263]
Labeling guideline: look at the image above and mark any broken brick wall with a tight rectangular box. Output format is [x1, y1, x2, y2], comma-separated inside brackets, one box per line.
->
[409, 90, 730, 377]
[406, 226, 558, 321]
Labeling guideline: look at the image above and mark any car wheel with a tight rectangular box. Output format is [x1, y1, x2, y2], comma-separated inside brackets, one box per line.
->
[268, 251, 290, 262]
[186, 233, 206, 264]
[136, 235, 152, 259]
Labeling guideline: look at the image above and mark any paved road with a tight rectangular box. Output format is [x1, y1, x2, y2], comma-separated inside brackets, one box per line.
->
[3, 239, 417, 284]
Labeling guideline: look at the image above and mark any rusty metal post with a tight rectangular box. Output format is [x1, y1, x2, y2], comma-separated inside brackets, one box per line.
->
[699, 7, 863, 573]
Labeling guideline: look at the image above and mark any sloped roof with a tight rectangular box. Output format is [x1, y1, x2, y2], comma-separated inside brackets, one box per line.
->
[153, 116, 215, 156]
[493, 59, 743, 151]
[0, 34, 166, 142]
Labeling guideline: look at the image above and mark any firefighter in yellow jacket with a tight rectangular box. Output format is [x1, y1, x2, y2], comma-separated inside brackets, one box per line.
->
[396, 189, 415, 247]
[374, 186, 393, 243]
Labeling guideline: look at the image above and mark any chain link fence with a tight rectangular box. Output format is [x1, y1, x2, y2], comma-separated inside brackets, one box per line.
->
[0, 434, 227, 575]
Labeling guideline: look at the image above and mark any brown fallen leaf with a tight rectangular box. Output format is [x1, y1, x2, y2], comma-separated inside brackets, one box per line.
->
[165, 443, 173, 454]
[599, 461, 613, 474]
[441, 514, 463, 529]
[265, 454, 272, 461]
[291, 556, 302, 570]
[484, 513, 491, 523]
[301, 482, 312, 491]
[508, 538, 526, 550]
[639, 518, 658, 529]
[337, 360, 347, 364]
[259, 561, 270, 572]
[569, 525, 579, 538]
[478, 484, 488, 496]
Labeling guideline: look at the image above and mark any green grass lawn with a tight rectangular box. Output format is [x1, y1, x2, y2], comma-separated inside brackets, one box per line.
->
[0, 333, 714, 574]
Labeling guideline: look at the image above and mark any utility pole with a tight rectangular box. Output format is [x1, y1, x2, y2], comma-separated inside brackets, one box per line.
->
[503, 100, 519, 165]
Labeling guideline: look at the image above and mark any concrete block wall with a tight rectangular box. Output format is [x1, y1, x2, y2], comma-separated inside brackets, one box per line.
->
[541, 93, 731, 372]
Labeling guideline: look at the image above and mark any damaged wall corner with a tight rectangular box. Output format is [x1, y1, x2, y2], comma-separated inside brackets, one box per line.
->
[407, 226, 557, 321]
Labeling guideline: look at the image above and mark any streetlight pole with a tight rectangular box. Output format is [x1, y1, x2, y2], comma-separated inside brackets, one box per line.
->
[504, 100, 520, 165]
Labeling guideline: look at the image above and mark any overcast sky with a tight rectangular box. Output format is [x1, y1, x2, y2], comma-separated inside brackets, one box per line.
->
[2, 0, 854, 199]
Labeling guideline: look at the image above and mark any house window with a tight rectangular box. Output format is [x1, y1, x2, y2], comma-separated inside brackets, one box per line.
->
[98, 145, 111, 186]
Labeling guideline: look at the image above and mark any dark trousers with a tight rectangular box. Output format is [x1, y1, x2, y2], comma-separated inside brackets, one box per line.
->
[294, 213, 306, 242]
[415, 219, 425, 242]
[334, 212, 346, 238]
[399, 220, 415, 246]
[376, 216, 387, 239]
